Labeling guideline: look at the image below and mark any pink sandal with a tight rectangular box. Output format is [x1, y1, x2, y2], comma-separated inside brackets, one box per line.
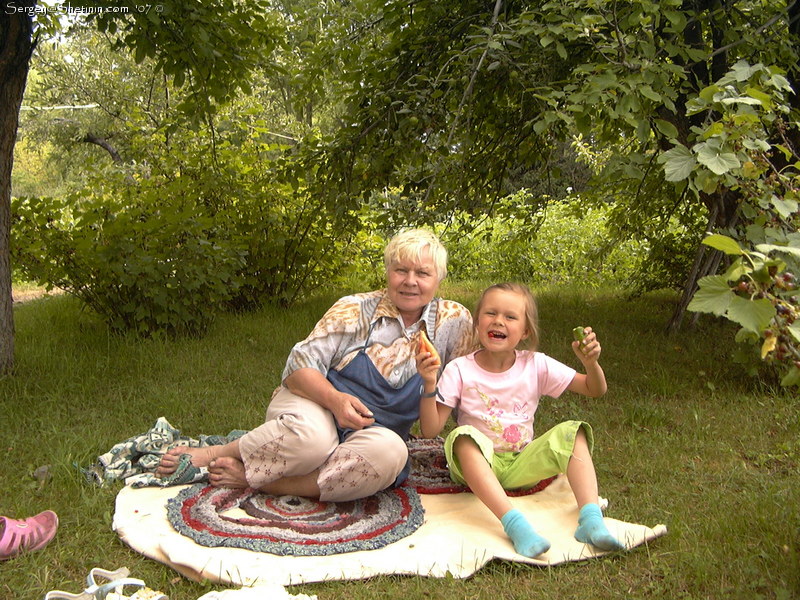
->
[0, 510, 59, 559]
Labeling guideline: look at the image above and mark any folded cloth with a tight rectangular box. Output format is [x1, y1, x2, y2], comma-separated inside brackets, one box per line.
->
[83, 417, 245, 487]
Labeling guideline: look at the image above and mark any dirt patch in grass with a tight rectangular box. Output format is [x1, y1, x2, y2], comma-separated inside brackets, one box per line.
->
[12, 285, 64, 304]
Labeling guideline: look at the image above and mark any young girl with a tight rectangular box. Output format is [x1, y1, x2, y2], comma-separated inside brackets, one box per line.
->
[416, 282, 624, 558]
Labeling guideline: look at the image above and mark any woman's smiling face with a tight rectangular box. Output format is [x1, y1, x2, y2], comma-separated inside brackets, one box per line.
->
[386, 249, 439, 326]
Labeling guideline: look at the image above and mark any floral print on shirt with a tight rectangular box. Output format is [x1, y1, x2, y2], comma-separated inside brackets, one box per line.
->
[470, 386, 532, 452]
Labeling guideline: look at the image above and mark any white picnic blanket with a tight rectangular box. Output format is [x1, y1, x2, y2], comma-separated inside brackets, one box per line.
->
[113, 475, 667, 587]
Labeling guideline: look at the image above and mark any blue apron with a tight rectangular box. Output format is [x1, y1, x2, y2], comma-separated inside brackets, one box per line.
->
[326, 305, 436, 486]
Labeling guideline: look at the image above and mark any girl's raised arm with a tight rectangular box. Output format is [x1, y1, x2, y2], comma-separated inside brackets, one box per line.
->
[566, 327, 607, 398]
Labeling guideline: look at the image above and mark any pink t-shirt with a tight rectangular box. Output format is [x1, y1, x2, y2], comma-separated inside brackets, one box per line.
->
[437, 350, 576, 452]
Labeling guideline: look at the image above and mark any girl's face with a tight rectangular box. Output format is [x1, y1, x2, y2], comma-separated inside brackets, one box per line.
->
[475, 288, 529, 352]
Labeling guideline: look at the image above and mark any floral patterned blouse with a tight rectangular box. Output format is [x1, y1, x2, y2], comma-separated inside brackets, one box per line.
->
[280, 289, 473, 390]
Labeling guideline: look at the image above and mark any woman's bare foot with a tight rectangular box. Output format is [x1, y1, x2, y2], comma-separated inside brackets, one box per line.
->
[208, 457, 249, 488]
[206, 458, 321, 497]
[259, 472, 322, 498]
[156, 446, 219, 477]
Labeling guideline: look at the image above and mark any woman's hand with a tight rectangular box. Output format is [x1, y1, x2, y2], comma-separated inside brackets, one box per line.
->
[329, 391, 376, 430]
[285, 368, 375, 430]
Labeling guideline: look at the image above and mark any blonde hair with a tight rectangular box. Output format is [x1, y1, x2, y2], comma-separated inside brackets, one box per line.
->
[474, 282, 540, 350]
[383, 228, 448, 281]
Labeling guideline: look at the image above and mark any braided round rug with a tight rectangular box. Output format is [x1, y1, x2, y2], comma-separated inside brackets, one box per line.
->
[165, 437, 552, 556]
[167, 485, 424, 556]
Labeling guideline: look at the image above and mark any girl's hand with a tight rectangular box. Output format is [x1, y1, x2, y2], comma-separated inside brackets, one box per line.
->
[415, 348, 440, 389]
[572, 326, 601, 364]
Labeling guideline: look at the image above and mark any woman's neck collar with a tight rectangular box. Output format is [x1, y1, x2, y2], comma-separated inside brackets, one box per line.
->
[400, 311, 423, 328]
[396, 297, 434, 328]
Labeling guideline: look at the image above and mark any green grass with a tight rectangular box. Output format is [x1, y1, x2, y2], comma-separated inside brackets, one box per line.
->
[1, 284, 798, 600]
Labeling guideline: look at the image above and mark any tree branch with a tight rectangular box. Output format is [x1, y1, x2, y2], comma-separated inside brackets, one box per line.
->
[422, 0, 504, 204]
[82, 133, 124, 164]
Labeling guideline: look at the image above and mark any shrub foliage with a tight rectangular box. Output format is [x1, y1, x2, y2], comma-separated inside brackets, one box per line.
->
[11, 126, 358, 336]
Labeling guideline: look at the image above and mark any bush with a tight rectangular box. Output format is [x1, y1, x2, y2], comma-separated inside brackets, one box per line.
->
[12, 192, 246, 337]
[439, 193, 647, 287]
[11, 122, 368, 335]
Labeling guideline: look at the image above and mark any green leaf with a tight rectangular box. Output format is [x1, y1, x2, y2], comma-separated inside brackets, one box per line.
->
[723, 258, 749, 281]
[659, 144, 695, 181]
[754, 244, 800, 259]
[654, 119, 678, 139]
[744, 87, 773, 108]
[721, 96, 762, 106]
[769, 197, 799, 220]
[134, 44, 147, 64]
[635, 119, 650, 143]
[752, 265, 778, 284]
[702, 234, 743, 255]
[699, 84, 721, 103]
[663, 10, 686, 30]
[173, 68, 186, 88]
[788, 321, 800, 344]
[705, 121, 725, 137]
[696, 144, 740, 175]
[640, 85, 661, 102]
[725, 296, 775, 335]
[693, 169, 719, 194]
[590, 71, 617, 87]
[780, 366, 800, 387]
[574, 112, 591, 136]
[768, 73, 792, 92]
[730, 60, 757, 82]
[687, 275, 733, 316]
[775, 144, 794, 160]
[735, 328, 759, 343]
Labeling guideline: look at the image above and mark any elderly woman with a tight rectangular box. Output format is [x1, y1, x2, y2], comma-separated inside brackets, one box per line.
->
[157, 229, 472, 501]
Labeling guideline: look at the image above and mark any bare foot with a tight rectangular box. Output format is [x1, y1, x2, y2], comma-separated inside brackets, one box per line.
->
[259, 472, 322, 498]
[208, 457, 249, 488]
[156, 446, 219, 477]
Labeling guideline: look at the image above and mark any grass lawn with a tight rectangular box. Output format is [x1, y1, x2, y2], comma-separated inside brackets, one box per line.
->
[1, 283, 798, 600]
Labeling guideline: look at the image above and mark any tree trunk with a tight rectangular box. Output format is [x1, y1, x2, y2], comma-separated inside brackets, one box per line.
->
[0, 5, 35, 374]
[666, 189, 739, 333]
[783, 0, 800, 152]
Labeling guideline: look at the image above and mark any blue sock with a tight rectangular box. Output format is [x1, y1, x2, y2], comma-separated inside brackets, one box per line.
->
[574, 503, 625, 551]
[501, 509, 551, 557]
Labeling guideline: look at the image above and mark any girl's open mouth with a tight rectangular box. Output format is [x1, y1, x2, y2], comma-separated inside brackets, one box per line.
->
[488, 331, 506, 339]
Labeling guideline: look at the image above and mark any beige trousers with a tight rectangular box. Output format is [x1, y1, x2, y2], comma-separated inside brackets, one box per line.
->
[238, 387, 409, 501]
